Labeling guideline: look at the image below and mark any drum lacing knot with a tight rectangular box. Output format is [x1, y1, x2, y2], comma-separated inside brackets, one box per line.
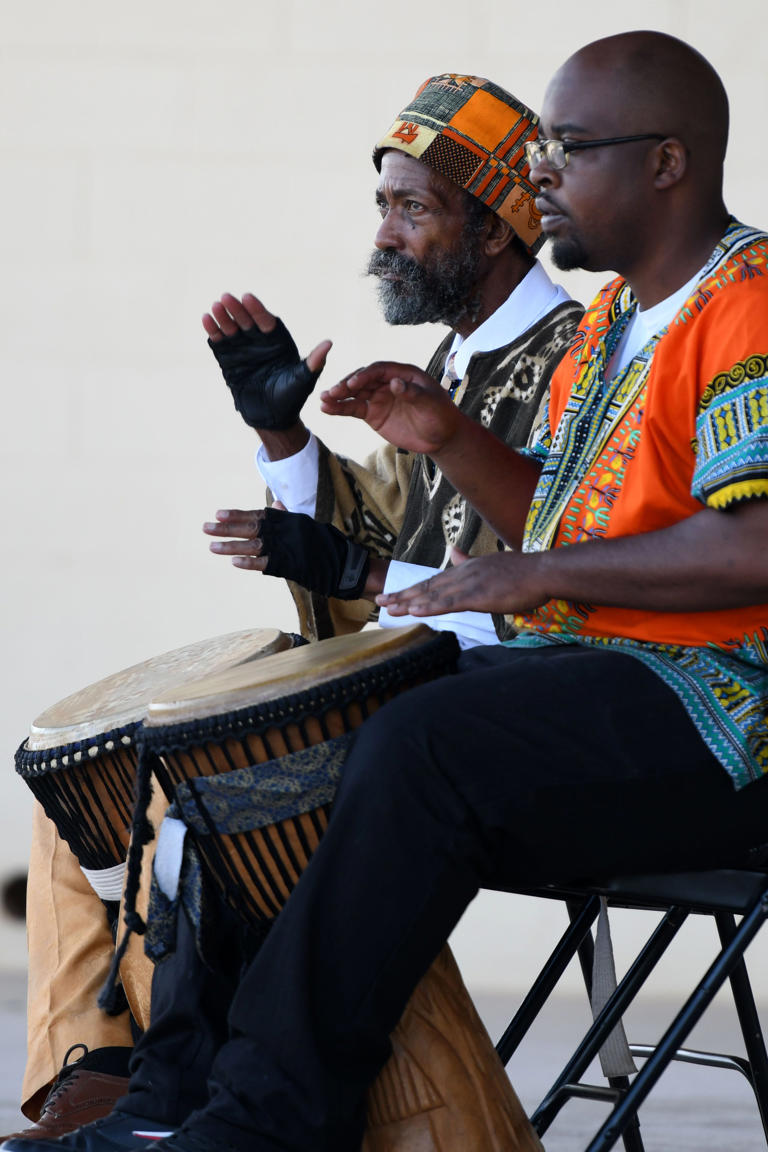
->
[14, 724, 136, 777]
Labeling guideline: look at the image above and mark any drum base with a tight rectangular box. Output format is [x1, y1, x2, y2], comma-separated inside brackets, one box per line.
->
[364, 946, 543, 1152]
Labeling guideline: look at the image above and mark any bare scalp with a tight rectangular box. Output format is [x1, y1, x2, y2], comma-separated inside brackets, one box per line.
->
[549, 31, 729, 170]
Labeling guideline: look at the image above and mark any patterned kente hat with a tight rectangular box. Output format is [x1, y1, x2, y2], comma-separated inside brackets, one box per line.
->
[374, 74, 543, 254]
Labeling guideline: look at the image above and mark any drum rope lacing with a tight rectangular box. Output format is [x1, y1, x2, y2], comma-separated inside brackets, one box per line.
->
[155, 733, 353, 936]
[15, 725, 139, 872]
[15, 723, 138, 774]
[138, 638, 459, 755]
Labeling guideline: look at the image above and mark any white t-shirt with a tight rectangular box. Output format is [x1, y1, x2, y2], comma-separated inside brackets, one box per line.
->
[607, 267, 704, 381]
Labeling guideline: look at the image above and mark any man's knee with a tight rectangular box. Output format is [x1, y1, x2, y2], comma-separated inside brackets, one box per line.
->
[341, 679, 459, 795]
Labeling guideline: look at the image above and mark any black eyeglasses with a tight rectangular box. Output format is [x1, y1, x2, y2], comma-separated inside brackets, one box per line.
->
[524, 134, 667, 171]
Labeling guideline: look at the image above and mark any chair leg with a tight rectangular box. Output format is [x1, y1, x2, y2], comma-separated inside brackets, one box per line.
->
[496, 894, 600, 1064]
[584, 889, 768, 1152]
[531, 906, 688, 1137]
[568, 897, 596, 999]
[715, 911, 768, 1143]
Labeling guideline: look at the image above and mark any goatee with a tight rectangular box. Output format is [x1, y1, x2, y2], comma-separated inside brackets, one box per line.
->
[549, 236, 588, 273]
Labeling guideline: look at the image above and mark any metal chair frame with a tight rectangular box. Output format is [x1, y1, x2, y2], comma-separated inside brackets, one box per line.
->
[494, 867, 768, 1151]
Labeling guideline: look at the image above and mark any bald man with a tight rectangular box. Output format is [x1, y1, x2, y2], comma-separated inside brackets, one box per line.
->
[7, 30, 768, 1152]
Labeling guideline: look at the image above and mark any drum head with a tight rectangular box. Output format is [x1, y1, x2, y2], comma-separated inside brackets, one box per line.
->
[27, 628, 292, 749]
[145, 625, 438, 725]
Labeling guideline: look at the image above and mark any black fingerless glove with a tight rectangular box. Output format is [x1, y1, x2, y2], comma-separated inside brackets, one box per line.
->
[208, 318, 320, 431]
[259, 508, 370, 600]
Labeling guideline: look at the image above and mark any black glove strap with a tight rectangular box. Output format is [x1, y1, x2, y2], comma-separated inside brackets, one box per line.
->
[260, 508, 370, 600]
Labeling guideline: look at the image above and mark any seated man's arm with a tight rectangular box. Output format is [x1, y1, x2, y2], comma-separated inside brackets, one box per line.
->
[321, 361, 543, 549]
[203, 508, 370, 601]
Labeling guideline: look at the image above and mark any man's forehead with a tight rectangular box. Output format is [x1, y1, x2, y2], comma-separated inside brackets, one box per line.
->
[540, 54, 634, 137]
[376, 150, 458, 202]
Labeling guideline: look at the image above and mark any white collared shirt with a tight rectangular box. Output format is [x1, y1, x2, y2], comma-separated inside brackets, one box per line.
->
[448, 260, 572, 380]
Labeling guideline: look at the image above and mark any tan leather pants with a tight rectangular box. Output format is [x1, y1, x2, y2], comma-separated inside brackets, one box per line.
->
[22, 799, 160, 1119]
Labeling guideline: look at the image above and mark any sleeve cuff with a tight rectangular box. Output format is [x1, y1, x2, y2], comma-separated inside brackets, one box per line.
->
[256, 433, 320, 517]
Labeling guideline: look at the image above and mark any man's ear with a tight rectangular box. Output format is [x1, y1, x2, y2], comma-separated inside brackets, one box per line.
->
[654, 137, 688, 189]
[484, 214, 516, 257]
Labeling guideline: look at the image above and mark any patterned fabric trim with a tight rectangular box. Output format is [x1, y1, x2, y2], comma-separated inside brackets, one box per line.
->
[707, 480, 768, 508]
[144, 735, 352, 963]
[174, 734, 350, 835]
[523, 307, 646, 553]
[144, 827, 209, 965]
[693, 355, 768, 509]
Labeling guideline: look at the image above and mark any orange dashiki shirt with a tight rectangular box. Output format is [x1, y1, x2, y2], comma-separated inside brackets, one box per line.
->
[512, 219, 768, 788]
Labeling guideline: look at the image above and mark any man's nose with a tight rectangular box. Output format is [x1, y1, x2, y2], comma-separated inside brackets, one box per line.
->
[374, 210, 404, 251]
[528, 155, 561, 190]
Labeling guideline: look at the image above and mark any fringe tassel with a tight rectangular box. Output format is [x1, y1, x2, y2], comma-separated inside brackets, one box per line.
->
[98, 740, 159, 1014]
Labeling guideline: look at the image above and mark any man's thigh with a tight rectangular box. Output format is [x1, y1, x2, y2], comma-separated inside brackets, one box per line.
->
[356, 641, 768, 886]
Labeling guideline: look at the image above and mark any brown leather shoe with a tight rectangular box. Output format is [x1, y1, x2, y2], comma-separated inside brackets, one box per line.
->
[2, 1045, 131, 1141]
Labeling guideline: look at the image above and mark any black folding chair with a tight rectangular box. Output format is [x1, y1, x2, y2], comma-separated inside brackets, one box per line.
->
[493, 858, 768, 1151]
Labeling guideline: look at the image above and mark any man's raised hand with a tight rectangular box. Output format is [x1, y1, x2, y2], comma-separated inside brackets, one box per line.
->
[320, 361, 462, 456]
[203, 293, 332, 431]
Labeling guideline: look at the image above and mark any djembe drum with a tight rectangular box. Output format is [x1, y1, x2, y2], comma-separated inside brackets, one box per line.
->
[141, 625, 542, 1152]
[15, 628, 295, 907]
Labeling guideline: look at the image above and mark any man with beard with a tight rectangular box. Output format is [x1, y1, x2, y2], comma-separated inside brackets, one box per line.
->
[7, 74, 581, 1149]
[200, 72, 580, 647]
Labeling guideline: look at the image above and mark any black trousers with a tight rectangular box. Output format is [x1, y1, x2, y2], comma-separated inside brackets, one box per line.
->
[121, 643, 768, 1150]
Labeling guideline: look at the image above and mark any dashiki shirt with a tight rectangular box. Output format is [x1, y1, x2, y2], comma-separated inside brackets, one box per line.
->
[512, 218, 768, 789]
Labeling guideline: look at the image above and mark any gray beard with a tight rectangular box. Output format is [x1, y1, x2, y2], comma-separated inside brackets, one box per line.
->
[366, 242, 483, 328]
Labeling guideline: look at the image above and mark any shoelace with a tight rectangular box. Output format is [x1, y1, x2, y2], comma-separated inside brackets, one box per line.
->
[41, 1044, 90, 1110]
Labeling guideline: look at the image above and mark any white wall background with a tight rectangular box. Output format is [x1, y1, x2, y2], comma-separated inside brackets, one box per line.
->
[2, 0, 767, 1002]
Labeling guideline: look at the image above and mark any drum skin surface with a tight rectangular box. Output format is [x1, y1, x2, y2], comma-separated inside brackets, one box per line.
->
[28, 628, 291, 749]
[144, 625, 438, 724]
[16, 629, 293, 873]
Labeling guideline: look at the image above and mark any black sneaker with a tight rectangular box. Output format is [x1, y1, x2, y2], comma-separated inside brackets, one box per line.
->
[0, 1110, 175, 1152]
[148, 1124, 246, 1152]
